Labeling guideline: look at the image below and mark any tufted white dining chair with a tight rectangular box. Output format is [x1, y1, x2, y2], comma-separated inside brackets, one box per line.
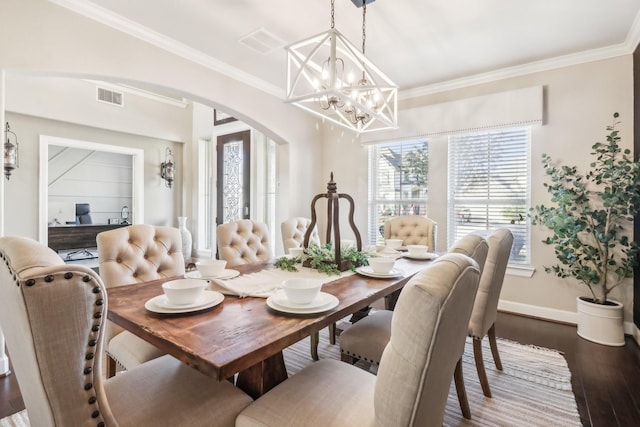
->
[280, 217, 320, 253]
[0, 236, 252, 427]
[339, 232, 488, 419]
[236, 253, 480, 427]
[97, 224, 186, 377]
[384, 215, 437, 250]
[217, 219, 272, 267]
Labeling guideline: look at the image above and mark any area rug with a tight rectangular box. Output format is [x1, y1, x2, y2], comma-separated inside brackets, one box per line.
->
[284, 329, 581, 427]
[1, 331, 581, 427]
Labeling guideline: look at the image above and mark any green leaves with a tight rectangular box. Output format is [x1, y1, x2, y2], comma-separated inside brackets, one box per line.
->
[275, 243, 372, 276]
[531, 113, 640, 303]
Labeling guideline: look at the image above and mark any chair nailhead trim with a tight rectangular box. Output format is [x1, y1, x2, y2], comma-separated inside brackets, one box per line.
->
[91, 324, 100, 332]
[91, 410, 100, 418]
[84, 367, 93, 375]
[88, 396, 97, 404]
[82, 275, 92, 282]
[95, 299, 104, 306]
[93, 312, 102, 319]
[84, 383, 93, 391]
[97, 422, 105, 427]
[88, 339, 97, 347]
[64, 272, 73, 279]
[25, 279, 36, 287]
[92, 287, 100, 294]
[85, 352, 94, 360]
[44, 275, 54, 282]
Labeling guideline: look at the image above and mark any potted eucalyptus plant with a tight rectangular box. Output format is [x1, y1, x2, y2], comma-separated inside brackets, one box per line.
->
[530, 113, 640, 346]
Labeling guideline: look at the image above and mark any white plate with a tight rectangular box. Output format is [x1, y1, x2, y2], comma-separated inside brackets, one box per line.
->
[403, 252, 439, 261]
[185, 269, 240, 280]
[145, 290, 224, 314]
[270, 290, 334, 310]
[355, 266, 405, 279]
[267, 292, 339, 314]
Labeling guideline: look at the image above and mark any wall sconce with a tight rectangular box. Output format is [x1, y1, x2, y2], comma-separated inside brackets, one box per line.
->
[4, 122, 19, 180]
[160, 147, 175, 188]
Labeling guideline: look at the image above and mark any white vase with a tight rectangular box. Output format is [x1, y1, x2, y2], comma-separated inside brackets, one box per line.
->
[177, 216, 192, 261]
[576, 296, 625, 346]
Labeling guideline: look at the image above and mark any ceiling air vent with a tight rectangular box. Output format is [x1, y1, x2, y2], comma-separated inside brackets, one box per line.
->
[97, 87, 124, 107]
[239, 28, 285, 54]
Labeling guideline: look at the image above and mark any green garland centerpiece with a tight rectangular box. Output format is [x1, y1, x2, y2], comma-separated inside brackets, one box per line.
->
[275, 243, 373, 275]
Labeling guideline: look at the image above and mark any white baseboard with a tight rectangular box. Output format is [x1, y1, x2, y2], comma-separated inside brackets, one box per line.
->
[497, 300, 638, 343]
[0, 354, 9, 376]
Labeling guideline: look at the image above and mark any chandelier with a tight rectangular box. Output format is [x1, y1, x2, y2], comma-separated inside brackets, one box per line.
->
[285, 0, 397, 133]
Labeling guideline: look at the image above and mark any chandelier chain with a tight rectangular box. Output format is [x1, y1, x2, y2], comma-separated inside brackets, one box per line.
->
[330, 0, 335, 29]
[362, 4, 366, 55]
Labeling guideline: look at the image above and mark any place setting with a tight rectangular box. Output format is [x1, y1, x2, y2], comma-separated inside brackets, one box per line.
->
[402, 244, 439, 261]
[355, 256, 404, 279]
[184, 259, 240, 280]
[266, 278, 339, 315]
[145, 278, 225, 315]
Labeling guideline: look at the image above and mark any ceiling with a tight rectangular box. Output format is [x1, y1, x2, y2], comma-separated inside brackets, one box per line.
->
[52, 0, 640, 99]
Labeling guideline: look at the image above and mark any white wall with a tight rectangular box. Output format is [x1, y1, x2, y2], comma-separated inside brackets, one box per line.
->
[323, 55, 635, 324]
[0, 0, 325, 246]
[0, 0, 636, 326]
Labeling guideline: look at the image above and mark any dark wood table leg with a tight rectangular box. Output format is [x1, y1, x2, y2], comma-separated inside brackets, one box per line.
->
[236, 352, 288, 399]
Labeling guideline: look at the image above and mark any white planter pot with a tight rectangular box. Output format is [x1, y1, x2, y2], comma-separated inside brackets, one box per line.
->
[576, 296, 625, 346]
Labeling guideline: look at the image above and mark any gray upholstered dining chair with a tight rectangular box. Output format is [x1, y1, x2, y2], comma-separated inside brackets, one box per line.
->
[217, 219, 272, 267]
[97, 224, 186, 377]
[468, 228, 513, 398]
[384, 214, 437, 250]
[0, 235, 252, 427]
[280, 217, 320, 253]
[236, 253, 480, 427]
[339, 232, 488, 419]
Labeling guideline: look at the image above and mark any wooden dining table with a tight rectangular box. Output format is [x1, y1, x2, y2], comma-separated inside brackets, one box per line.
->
[106, 256, 432, 398]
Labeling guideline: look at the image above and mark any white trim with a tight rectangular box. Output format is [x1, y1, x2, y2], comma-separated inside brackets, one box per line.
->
[38, 135, 145, 246]
[49, 0, 283, 98]
[506, 264, 535, 278]
[498, 300, 638, 338]
[84, 80, 189, 109]
[49, 0, 640, 103]
[498, 300, 577, 324]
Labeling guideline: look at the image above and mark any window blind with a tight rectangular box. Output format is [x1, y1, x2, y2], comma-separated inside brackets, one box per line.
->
[447, 127, 530, 264]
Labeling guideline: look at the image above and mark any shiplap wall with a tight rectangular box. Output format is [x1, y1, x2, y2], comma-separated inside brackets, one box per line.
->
[48, 146, 133, 225]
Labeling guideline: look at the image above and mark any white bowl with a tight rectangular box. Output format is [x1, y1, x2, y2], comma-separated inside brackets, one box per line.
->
[282, 278, 322, 305]
[385, 239, 403, 249]
[288, 247, 305, 257]
[407, 245, 429, 257]
[368, 256, 396, 274]
[162, 279, 208, 305]
[196, 259, 227, 277]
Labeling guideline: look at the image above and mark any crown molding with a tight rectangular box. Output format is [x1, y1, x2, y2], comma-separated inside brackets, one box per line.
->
[49, 0, 284, 98]
[51, 0, 640, 103]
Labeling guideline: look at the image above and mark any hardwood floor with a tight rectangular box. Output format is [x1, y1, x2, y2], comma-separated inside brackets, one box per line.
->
[1, 312, 639, 426]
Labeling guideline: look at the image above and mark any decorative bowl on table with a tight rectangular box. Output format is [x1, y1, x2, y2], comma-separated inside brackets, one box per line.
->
[368, 256, 396, 274]
[281, 278, 322, 305]
[196, 259, 227, 278]
[406, 245, 429, 257]
[162, 278, 208, 305]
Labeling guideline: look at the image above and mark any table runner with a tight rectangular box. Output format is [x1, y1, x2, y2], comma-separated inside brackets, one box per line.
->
[209, 266, 354, 298]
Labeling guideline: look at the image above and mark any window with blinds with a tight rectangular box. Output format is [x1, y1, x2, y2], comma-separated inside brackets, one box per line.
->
[368, 139, 429, 245]
[448, 127, 530, 264]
